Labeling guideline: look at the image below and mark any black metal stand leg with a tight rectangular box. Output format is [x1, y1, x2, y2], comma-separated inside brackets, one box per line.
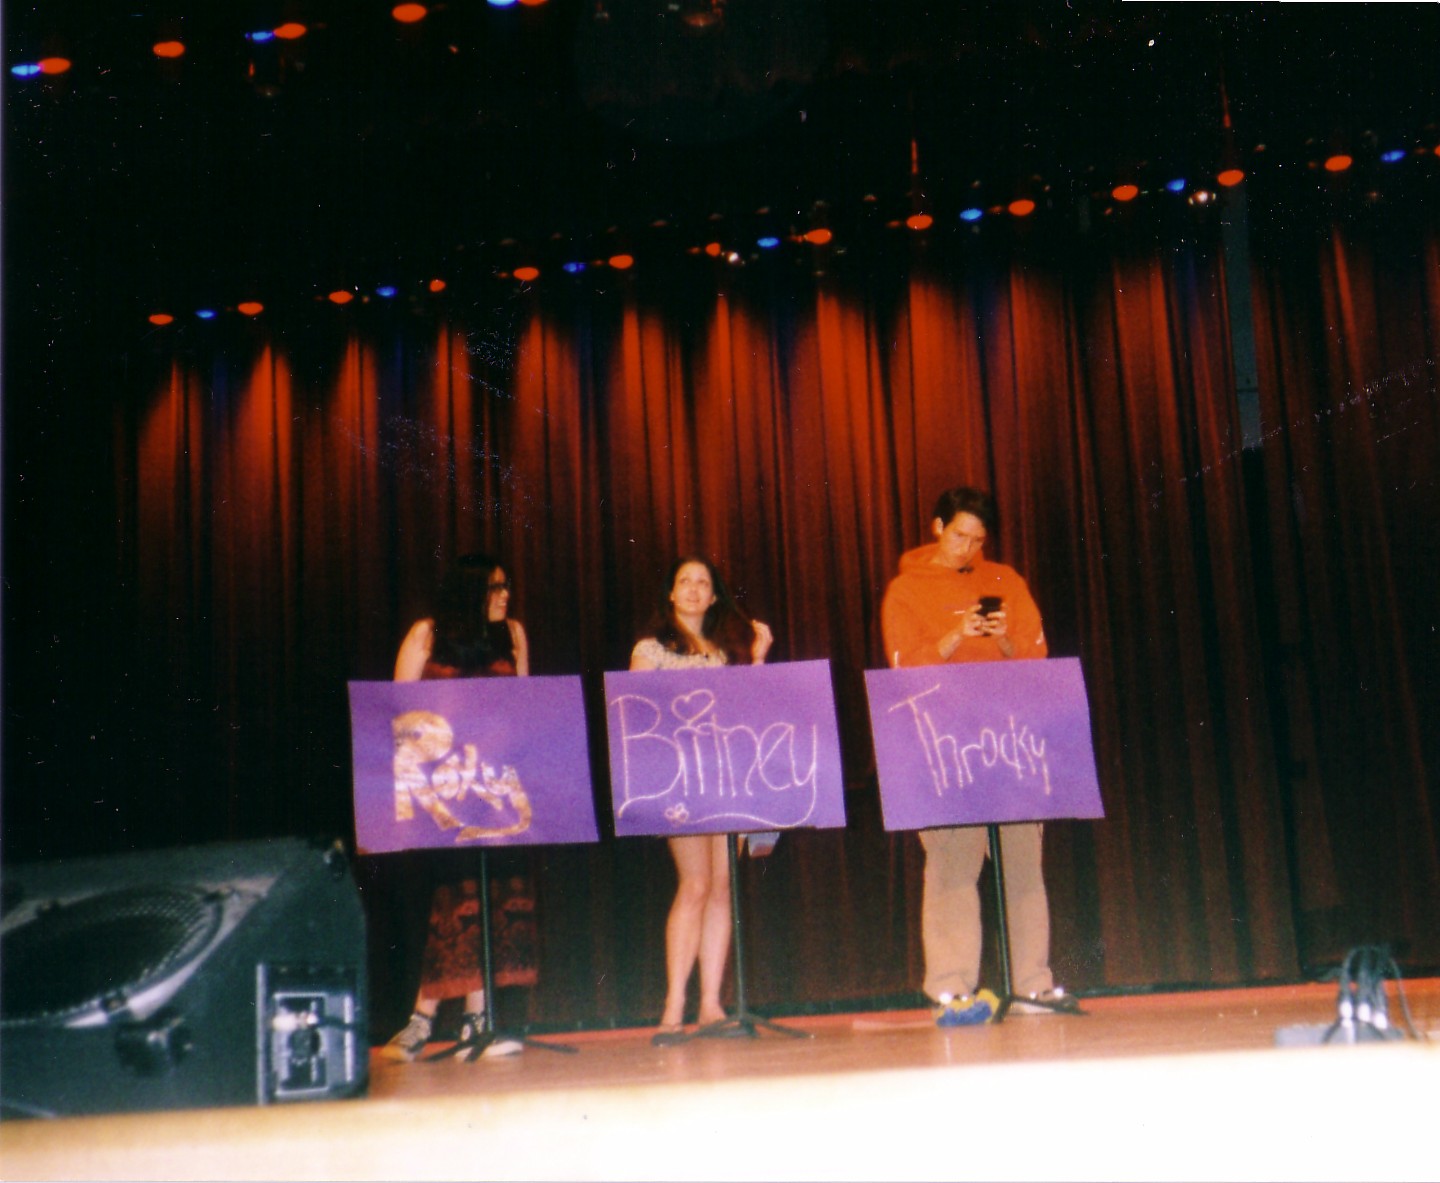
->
[986, 824, 1082, 1024]
[427, 847, 577, 1060]
[687, 834, 809, 1042]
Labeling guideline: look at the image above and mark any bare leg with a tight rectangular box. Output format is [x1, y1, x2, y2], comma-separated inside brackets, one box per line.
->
[660, 834, 720, 1028]
[694, 834, 732, 1025]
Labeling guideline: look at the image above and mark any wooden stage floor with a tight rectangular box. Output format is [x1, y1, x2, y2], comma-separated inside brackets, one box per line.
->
[4, 979, 1438, 1182]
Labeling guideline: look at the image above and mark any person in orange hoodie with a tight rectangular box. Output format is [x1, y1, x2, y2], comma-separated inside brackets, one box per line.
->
[881, 486, 1066, 1022]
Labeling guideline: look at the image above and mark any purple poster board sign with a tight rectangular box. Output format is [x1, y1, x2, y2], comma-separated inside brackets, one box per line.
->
[603, 660, 847, 837]
[864, 657, 1105, 831]
[347, 675, 598, 854]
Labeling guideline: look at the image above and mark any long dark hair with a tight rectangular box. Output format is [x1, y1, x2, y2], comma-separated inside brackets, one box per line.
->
[645, 554, 756, 666]
[430, 553, 511, 670]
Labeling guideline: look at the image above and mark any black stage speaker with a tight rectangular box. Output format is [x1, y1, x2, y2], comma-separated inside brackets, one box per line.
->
[0, 837, 368, 1119]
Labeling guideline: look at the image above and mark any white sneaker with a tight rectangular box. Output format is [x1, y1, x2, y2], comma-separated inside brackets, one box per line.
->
[381, 1012, 433, 1061]
[482, 1036, 525, 1058]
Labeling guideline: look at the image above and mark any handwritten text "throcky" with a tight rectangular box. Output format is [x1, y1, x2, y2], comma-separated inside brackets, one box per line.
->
[889, 686, 1051, 797]
[611, 689, 818, 822]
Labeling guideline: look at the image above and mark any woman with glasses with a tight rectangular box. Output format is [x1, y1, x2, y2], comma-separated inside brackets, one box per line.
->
[381, 553, 532, 1061]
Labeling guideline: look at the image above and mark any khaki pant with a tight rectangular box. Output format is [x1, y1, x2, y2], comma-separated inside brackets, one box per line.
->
[919, 822, 1054, 1000]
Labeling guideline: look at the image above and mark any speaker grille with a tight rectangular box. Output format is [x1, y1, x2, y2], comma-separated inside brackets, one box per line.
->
[1, 887, 225, 1027]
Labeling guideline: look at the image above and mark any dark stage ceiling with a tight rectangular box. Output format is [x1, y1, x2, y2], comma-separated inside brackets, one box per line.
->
[6, 2, 1440, 309]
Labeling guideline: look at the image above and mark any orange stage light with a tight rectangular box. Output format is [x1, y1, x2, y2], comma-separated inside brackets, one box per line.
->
[905, 213, 934, 231]
[328, 290, 355, 305]
[273, 23, 307, 40]
[148, 313, 175, 326]
[427, 278, 447, 292]
[1007, 199, 1035, 217]
[153, 41, 186, 59]
[704, 242, 723, 257]
[1111, 184, 1139, 202]
[513, 266, 540, 282]
[607, 254, 635, 270]
[392, 4, 428, 22]
[1217, 168, 1245, 187]
[237, 301, 264, 316]
[38, 57, 72, 75]
[802, 228, 833, 245]
[1324, 154, 1353, 172]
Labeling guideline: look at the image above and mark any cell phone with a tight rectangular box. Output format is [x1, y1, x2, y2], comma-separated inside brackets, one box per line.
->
[978, 596, 1004, 617]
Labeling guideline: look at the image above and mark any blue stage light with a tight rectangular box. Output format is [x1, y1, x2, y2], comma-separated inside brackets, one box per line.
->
[11, 63, 41, 77]
[487, 0, 518, 7]
[375, 285, 397, 298]
[959, 207, 983, 223]
[756, 236, 780, 249]
[562, 261, 587, 274]
[1381, 149, 1406, 163]
[1165, 178, 1187, 193]
[245, 30, 275, 43]
[196, 309, 217, 320]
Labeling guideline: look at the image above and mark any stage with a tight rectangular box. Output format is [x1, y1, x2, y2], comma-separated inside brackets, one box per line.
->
[4, 980, 1437, 1182]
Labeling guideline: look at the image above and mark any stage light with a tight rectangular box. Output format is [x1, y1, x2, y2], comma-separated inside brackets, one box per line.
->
[245, 30, 275, 43]
[153, 41, 185, 59]
[1007, 198, 1035, 217]
[704, 241, 723, 257]
[1165, 178, 1187, 193]
[562, 261, 587, 274]
[1217, 168, 1244, 187]
[1380, 149, 1406, 163]
[607, 254, 634, 270]
[959, 207, 983, 223]
[905, 213, 934, 231]
[273, 23, 307, 40]
[802, 228, 832, 245]
[38, 57, 72, 75]
[375, 285, 397, 298]
[513, 266, 540, 282]
[11, 64, 42, 77]
[1111, 184, 1139, 202]
[756, 235, 780, 249]
[147, 313, 174, 326]
[427, 278, 447, 292]
[328, 290, 354, 305]
[519, 0, 550, 6]
[1324, 154, 1353, 172]
[237, 301, 264, 316]
[195, 309, 217, 320]
[488, 0, 519, 7]
[1189, 189, 1215, 205]
[393, 4, 427, 22]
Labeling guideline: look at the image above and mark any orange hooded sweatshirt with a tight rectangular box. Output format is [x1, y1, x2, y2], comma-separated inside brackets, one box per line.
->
[880, 542, 1048, 669]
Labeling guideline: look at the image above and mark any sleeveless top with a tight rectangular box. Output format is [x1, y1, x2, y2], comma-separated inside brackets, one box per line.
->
[423, 619, 517, 680]
[630, 636, 728, 670]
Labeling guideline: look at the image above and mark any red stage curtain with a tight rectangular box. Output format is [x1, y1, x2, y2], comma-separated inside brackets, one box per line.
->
[104, 195, 1440, 1031]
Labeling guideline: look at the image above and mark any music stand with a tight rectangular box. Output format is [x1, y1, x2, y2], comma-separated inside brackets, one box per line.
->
[985, 823, 1083, 1023]
[426, 845, 577, 1060]
[862, 659, 1104, 1025]
[348, 674, 598, 1064]
[689, 833, 811, 1043]
[602, 660, 849, 1045]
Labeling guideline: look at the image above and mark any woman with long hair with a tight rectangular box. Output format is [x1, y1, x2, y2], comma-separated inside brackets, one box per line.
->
[629, 555, 773, 1046]
[382, 553, 531, 1061]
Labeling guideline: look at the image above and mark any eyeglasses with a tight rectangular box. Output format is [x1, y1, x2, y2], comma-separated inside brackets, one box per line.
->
[488, 581, 511, 593]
